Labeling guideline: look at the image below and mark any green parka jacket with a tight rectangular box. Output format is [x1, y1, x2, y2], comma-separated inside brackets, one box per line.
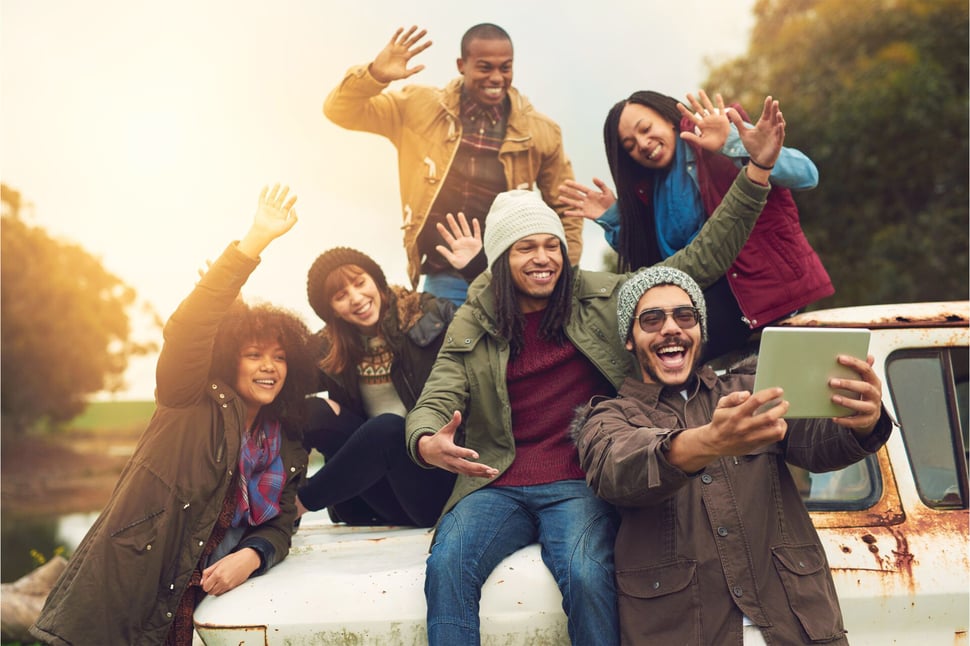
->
[323, 66, 585, 286]
[30, 244, 307, 646]
[405, 170, 770, 521]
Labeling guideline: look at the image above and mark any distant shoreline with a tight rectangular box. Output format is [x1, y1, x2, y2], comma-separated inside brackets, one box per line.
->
[1, 402, 153, 518]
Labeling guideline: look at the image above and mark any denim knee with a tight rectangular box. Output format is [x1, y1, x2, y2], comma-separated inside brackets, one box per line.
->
[426, 510, 462, 575]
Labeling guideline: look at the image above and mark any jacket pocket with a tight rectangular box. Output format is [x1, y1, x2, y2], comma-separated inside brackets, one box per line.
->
[771, 544, 846, 641]
[110, 508, 163, 550]
[107, 506, 167, 629]
[109, 508, 165, 587]
[615, 559, 701, 643]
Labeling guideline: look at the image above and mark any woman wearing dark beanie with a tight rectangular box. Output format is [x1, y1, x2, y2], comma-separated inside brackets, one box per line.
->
[298, 213, 478, 526]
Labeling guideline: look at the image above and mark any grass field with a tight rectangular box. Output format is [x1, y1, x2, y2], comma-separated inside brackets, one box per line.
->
[67, 400, 156, 433]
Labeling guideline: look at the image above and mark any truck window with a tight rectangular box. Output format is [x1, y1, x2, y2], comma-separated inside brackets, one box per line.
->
[795, 455, 882, 511]
[886, 347, 969, 509]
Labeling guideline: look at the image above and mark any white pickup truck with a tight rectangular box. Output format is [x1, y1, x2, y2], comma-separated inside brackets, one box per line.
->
[194, 301, 969, 646]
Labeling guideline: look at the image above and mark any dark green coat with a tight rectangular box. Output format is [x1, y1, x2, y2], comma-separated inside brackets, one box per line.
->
[406, 171, 771, 521]
[31, 244, 307, 646]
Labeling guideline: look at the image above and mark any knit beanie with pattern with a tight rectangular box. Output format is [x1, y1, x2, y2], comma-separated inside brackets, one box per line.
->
[306, 247, 387, 324]
[483, 190, 568, 267]
[616, 266, 708, 342]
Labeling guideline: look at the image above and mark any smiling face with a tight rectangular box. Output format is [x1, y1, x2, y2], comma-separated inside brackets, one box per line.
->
[617, 102, 679, 170]
[508, 234, 563, 313]
[235, 339, 287, 417]
[456, 37, 513, 107]
[329, 267, 382, 335]
[627, 285, 702, 386]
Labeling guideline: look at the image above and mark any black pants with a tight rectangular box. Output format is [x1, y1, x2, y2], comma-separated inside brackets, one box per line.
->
[301, 397, 455, 527]
[701, 275, 757, 363]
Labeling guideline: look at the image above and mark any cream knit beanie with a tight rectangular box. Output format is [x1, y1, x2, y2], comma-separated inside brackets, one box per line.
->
[483, 190, 568, 267]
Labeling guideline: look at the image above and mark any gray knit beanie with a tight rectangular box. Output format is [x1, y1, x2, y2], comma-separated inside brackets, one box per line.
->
[616, 266, 707, 341]
[483, 190, 568, 267]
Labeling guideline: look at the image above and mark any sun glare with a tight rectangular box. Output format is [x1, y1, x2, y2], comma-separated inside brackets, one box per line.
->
[123, 109, 184, 175]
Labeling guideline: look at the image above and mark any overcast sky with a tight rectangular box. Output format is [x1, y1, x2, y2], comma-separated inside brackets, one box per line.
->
[1, 0, 757, 398]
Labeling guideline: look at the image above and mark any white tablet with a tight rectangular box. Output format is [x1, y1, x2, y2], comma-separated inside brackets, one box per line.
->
[752, 327, 871, 418]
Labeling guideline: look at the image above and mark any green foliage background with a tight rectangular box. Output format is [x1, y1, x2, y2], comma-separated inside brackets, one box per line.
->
[66, 400, 156, 433]
[0, 189, 158, 434]
[704, 0, 968, 307]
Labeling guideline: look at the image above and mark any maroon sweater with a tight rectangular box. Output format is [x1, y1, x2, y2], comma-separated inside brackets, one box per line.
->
[492, 310, 613, 487]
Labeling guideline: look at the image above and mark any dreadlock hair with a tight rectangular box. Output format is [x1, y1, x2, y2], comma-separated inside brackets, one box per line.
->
[210, 300, 316, 440]
[491, 249, 573, 359]
[603, 90, 683, 272]
[315, 265, 390, 381]
[460, 23, 512, 58]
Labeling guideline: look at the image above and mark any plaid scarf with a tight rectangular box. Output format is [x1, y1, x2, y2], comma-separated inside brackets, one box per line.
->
[232, 418, 284, 527]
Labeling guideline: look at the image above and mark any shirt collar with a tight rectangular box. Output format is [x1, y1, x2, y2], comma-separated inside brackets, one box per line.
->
[460, 90, 507, 126]
[618, 364, 719, 403]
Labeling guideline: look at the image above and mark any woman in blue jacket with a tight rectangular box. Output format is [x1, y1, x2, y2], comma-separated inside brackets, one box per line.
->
[561, 90, 832, 359]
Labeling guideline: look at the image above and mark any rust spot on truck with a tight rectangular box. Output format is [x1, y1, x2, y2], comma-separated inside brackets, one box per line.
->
[888, 528, 914, 576]
[779, 302, 970, 330]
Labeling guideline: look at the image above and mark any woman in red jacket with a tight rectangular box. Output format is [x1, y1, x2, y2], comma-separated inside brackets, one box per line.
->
[561, 90, 832, 359]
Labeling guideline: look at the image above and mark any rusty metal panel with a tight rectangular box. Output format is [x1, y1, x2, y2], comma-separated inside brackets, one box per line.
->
[806, 307, 970, 644]
[780, 301, 969, 330]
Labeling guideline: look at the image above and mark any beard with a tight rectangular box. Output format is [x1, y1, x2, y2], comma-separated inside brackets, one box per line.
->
[634, 335, 703, 387]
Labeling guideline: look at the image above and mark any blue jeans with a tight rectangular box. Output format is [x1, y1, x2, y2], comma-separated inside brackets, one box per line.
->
[421, 272, 469, 308]
[425, 480, 619, 645]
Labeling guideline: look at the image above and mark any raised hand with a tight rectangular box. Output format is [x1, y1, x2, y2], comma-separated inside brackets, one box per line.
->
[728, 96, 786, 178]
[255, 184, 298, 236]
[436, 212, 482, 270]
[417, 411, 499, 478]
[830, 354, 883, 437]
[677, 90, 731, 152]
[558, 178, 616, 220]
[238, 184, 298, 259]
[369, 26, 432, 84]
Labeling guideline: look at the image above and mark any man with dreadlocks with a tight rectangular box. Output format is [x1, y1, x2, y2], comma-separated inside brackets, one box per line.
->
[404, 94, 786, 646]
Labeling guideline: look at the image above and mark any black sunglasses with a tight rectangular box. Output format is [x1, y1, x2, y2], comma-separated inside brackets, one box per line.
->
[636, 306, 700, 333]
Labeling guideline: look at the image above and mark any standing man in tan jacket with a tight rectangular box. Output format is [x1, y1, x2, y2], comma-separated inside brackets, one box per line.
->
[324, 23, 583, 306]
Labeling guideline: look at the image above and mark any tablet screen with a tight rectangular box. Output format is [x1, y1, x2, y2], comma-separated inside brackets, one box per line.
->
[752, 327, 871, 418]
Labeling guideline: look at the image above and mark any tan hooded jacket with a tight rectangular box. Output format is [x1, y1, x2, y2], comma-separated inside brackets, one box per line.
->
[324, 66, 584, 287]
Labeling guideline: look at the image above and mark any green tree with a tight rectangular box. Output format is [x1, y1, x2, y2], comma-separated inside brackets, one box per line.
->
[1, 185, 157, 434]
[705, 0, 968, 306]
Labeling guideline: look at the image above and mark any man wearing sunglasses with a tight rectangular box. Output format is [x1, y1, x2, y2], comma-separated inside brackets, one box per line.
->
[572, 266, 891, 645]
